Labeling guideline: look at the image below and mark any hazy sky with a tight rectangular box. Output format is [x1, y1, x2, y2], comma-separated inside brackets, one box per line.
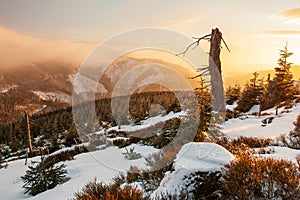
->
[0, 0, 300, 73]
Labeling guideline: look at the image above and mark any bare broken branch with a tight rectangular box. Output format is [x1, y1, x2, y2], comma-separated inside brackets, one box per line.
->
[221, 37, 230, 52]
[177, 33, 230, 57]
[196, 66, 209, 72]
[189, 74, 202, 79]
[176, 34, 211, 56]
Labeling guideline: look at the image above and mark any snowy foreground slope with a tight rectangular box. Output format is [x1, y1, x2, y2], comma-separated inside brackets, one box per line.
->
[0, 104, 299, 199]
[0, 144, 158, 200]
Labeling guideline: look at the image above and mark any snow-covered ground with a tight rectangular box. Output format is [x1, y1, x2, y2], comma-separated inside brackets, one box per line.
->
[222, 103, 300, 164]
[33, 91, 72, 103]
[105, 111, 186, 133]
[0, 144, 158, 200]
[1, 103, 300, 200]
[222, 103, 300, 139]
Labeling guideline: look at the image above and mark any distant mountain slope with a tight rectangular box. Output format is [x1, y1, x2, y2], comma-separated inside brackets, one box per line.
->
[96, 56, 198, 98]
[0, 62, 77, 124]
[0, 62, 76, 93]
[0, 57, 198, 125]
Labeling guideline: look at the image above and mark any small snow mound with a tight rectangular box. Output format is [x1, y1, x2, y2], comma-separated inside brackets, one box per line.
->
[151, 142, 234, 198]
[226, 102, 237, 111]
[246, 104, 260, 114]
[175, 142, 235, 171]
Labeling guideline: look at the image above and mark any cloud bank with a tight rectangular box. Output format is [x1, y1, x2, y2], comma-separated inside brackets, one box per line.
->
[0, 25, 96, 68]
[274, 8, 300, 24]
[278, 8, 300, 19]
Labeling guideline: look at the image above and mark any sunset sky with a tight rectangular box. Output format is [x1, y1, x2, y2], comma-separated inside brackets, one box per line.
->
[0, 0, 300, 74]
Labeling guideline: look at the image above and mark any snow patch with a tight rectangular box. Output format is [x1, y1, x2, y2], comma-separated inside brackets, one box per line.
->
[257, 146, 300, 164]
[73, 75, 108, 97]
[0, 84, 18, 93]
[226, 102, 237, 111]
[33, 91, 71, 103]
[222, 103, 300, 138]
[246, 104, 260, 114]
[106, 111, 186, 133]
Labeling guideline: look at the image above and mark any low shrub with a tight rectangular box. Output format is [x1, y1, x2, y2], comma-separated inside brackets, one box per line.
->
[225, 109, 240, 121]
[42, 145, 89, 167]
[232, 136, 274, 148]
[217, 136, 275, 157]
[125, 146, 180, 193]
[216, 137, 254, 157]
[223, 156, 300, 199]
[256, 146, 275, 154]
[113, 138, 130, 148]
[126, 164, 173, 193]
[73, 179, 148, 200]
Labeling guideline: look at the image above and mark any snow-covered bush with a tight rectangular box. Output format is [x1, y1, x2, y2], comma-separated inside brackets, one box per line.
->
[126, 146, 179, 193]
[223, 156, 300, 199]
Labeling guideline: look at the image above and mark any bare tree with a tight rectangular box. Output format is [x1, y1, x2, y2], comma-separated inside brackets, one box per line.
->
[24, 111, 33, 153]
[177, 28, 229, 122]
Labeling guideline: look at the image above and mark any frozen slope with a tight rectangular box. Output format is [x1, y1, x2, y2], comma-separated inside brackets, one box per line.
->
[222, 103, 300, 164]
[1, 104, 300, 200]
[222, 104, 300, 138]
[0, 144, 158, 200]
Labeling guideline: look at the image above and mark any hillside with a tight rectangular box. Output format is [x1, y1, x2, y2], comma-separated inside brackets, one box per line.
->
[0, 57, 198, 125]
[0, 101, 299, 199]
[0, 62, 76, 124]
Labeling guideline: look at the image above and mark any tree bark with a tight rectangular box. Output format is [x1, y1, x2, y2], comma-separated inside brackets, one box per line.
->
[24, 111, 33, 153]
[209, 28, 226, 120]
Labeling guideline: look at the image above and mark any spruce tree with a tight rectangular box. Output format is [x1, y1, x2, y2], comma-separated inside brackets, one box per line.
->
[21, 153, 67, 196]
[236, 72, 264, 113]
[287, 114, 300, 149]
[225, 84, 241, 105]
[274, 44, 295, 106]
[193, 78, 212, 141]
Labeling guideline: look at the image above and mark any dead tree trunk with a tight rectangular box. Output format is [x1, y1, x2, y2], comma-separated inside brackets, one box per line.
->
[24, 111, 33, 153]
[176, 27, 228, 129]
[209, 28, 226, 120]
